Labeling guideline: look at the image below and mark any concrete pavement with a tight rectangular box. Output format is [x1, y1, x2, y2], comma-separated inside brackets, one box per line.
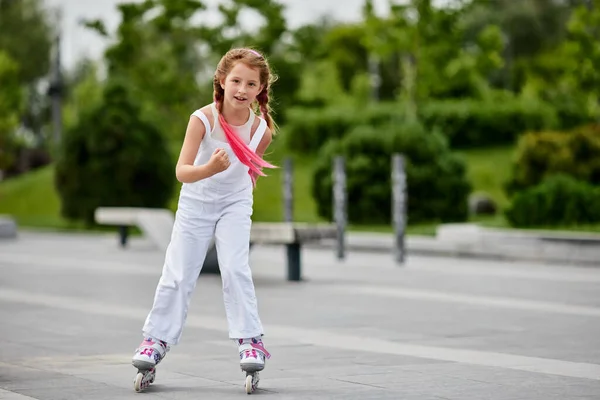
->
[0, 230, 599, 399]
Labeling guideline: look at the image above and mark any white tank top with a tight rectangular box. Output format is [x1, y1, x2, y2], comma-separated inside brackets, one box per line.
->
[183, 103, 267, 195]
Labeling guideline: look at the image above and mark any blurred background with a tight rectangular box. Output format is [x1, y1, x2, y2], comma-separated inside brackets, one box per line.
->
[1, 0, 599, 236]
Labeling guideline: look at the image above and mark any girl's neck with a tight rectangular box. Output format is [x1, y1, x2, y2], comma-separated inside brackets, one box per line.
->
[220, 102, 249, 126]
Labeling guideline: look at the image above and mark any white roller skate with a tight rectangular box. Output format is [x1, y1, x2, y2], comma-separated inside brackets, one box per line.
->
[238, 338, 271, 394]
[131, 337, 169, 392]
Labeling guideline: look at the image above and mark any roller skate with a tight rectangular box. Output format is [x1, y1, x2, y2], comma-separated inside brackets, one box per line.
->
[238, 338, 270, 394]
[131, 337, 169, 392]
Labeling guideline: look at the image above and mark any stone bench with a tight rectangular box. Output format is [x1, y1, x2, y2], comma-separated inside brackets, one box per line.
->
[94, 207, 338, 281]
[249, 222, 338, 281]
[0, 215, 17, 239]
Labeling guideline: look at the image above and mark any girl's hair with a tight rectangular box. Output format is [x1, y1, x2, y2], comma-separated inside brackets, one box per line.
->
[212, 48, 278, 186]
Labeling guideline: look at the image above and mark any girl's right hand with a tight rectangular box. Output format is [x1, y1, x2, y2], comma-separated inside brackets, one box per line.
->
[208, 148, 230, 174]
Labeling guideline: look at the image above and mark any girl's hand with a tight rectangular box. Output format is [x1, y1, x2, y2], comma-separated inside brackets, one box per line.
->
[208, 148, 230, 174]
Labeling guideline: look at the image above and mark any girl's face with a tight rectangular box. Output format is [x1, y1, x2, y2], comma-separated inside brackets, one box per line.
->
[221, 62, 263, 111]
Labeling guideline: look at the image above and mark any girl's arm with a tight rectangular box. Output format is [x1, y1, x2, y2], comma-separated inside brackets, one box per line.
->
[255, 127, 273, 159]
[250, 127, 273, 184]
[175, 115, 222, 183]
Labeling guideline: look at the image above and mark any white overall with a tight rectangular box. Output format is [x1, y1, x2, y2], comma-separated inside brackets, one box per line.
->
[142, 103, 267, 345]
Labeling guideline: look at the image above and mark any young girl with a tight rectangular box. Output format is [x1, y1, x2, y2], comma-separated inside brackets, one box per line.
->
[131, 48, 277, 382]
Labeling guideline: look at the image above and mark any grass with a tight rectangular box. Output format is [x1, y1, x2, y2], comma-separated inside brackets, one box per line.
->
[0, 166, 68, 230]
[456, 145, 515, 210]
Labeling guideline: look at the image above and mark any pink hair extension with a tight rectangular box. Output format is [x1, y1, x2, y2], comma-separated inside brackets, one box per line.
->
[217, 112, 276, 186]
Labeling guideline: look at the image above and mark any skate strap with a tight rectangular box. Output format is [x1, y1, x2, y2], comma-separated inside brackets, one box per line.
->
[250, 342, 271, 359]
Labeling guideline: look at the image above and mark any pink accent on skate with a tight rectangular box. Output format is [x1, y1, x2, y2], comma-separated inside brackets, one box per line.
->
[217, 112, 276, 187]
[250, 342, 271, 359]
[140, 348, 154, 357]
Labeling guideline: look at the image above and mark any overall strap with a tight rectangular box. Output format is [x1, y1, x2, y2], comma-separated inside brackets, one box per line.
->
[209, 102, 219, 128]
[191, 109, 212, 135]
[249, 118, 267, 151]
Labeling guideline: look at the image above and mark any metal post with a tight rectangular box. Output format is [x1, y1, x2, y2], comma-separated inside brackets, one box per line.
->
[282, 157, 300, 281]
[392, 154, 407, 264]
[118, 225, 129, 247]
[283, 157, 293, 222]
[49, 33, 63, 146]
[287, 243, 301, 282]
[333, 156, 346, 260]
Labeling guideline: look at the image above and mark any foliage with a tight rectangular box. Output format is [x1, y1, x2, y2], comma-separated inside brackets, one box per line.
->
[283, 102, 405, 153]
[0, 50, 23, 171]
[83, 0, 207, 143]
[0, 0, 54, 148]
[54, 79, 175, 225]
[505, 174, 600, 228]
[0, 0, 53, 85]
[418, 95, 558, 148]
[507, 124, 600, 194]
[311, 121, 471, 224]
[519, 0, 600, 123]
[284, 95, 556, 154]
[62, 60, 104, 135]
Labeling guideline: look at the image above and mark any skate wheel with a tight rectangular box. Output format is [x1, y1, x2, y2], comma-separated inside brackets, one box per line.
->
[245, 374, 253, 394]
[134, 372, 144, 393]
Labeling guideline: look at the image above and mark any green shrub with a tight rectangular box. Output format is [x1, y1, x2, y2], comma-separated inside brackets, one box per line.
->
[418, 98, 558, 148]
[311, 122, 471, 225]
[283, 102, 406, 154]
[505, 174, 600, 227]
[507, 123, 600, 193]
[283, 98, 557, 155]
[54, 78, 175, 225]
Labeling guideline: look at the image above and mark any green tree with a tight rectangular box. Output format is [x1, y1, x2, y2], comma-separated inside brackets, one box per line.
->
[0, 0, 53, 84]
[54, 78, 175, 225]
[561, 0, 600, 118]
[0, 0, 54, 145]
[519, 0, 600, 125]
[62, 59, 104, 134]
[84, 0, 208, 141]
[0, 50, 23, 171]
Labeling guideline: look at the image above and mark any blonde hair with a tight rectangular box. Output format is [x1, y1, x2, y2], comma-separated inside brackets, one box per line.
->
[213, 48, 278, 134]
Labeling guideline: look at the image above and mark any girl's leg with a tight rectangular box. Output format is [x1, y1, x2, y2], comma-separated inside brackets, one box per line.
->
[141, 195, 216, 345]
[214, 198, 264, 340]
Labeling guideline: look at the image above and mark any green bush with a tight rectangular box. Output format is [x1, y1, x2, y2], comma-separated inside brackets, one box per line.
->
[418, 98, 558, 148]
[283, 102, 406, 154]
[283, 98, 557, 155]
[54, 78, 175, 225]
[505, 174, 600, 227]
[311, 122, 471, 225]
[507, 124, 600, 194]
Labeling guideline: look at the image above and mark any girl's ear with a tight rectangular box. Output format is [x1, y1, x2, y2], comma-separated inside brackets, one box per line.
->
[220, 78, 226, 90]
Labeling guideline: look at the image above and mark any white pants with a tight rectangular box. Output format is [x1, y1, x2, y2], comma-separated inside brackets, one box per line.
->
[142, 185, 264, 345]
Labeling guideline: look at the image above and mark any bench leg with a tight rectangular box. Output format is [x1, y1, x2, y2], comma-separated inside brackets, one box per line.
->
[119, 225, 129, 248]
[286, 243, 301, 282]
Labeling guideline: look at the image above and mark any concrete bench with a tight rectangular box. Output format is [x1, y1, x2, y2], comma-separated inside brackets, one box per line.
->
[250, 222, 338, 281]
[94, 207, 338, 281]
[0, 215, 17, 239]
[94, 207, 174, 251]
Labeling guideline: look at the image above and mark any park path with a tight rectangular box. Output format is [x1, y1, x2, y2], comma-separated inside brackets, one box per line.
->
[0, 231, 599, 399]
